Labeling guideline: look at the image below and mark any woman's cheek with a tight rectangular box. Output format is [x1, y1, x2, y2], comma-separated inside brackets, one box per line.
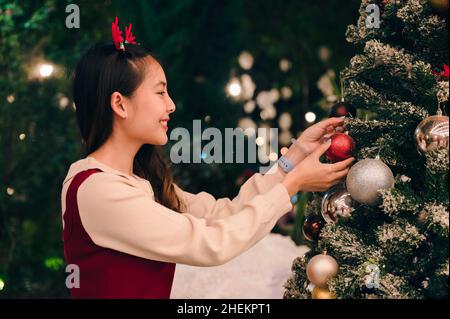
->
[130, 117, 155, 138]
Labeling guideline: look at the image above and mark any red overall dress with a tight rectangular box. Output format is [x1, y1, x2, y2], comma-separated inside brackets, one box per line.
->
[62, 169, 176, 298]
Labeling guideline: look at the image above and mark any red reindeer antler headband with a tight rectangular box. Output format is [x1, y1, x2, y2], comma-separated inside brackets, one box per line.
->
[111, 16, 137, 52]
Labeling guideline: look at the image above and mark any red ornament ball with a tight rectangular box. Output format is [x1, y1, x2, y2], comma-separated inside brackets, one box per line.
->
[303, 214, 325, 242]
[329, 101, 356, 118]
[326, 133, 356, 163]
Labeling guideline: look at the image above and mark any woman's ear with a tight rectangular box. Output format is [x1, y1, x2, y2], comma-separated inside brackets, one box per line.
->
[110, 92, 128, 119]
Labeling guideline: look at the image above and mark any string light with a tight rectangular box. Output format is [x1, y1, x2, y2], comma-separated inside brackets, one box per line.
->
[29, 59, 60, 80]
[318, 46, 331, 62]
[279, 58, 292, 72]
[243, 100, 256, 113]
[269, 88, 280, 103]
[237, 118, 257, 137]
[6, 187, 15, 196]
[305, 112, 317, 123]
[255, 136, 265, 146]
[240, 74, 256, 100]
[6, 95, 15, 103]
[39, 63, 54, 78]
[260, 105, 276, 120]
[227, 78, 242, 97]
[238, 51, 254, 70]
[59, 96, 69, 110]
[278, 112, 293, 130]
[19, 133, 26, 141]
[0, 277, 5, 291]
[279, 131, 293, 146]
[260, 110, 269, 120]
[281, 86, 292, 100]
[269, 152, 278, 161]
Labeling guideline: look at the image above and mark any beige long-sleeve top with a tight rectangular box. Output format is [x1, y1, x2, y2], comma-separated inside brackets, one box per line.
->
[61, 156, 293, 267]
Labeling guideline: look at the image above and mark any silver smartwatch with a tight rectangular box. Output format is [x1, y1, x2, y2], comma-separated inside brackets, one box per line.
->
[278, 155, 294, 173]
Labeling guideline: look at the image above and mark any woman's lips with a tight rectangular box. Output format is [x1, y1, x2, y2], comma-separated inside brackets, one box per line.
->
[160, 120, 168, 130]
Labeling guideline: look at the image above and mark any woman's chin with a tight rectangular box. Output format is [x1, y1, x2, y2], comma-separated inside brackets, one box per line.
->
[155, 135, 168, 145]
[145, 130, 169, 145]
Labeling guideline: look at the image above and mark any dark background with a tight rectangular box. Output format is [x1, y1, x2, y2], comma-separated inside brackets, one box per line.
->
[0, 0, 359, 297]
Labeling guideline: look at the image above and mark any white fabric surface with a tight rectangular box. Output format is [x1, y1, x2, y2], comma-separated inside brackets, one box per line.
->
[171, 233, 309, 299]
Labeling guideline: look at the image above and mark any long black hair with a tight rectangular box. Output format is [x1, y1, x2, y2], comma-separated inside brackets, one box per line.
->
[72, 43, 184, 212]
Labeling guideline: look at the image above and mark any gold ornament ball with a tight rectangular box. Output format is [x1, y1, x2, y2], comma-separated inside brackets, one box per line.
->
[312, 286, 336, 299]
[414, 115, 449, 155]
[306, 254, 339, 287]
[428, 0, 449, 13]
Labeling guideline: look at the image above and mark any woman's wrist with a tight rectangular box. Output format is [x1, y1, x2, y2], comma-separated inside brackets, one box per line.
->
[275, 163, 288, 177]
[281, 180, 296, 197]
[282, 174, 302, 197]
[283, 139, 310, 166]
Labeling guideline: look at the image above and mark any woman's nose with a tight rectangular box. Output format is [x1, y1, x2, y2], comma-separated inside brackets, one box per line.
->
[168, 97, 176, 113]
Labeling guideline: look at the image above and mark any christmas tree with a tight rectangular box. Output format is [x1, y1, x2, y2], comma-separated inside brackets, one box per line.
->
[285, 0, 449, 299]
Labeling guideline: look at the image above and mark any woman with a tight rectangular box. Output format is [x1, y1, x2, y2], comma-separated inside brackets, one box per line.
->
[61, 17, 354, 298]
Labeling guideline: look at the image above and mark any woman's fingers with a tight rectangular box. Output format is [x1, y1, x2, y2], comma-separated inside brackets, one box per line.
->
[324, 117, 346, 135]
[330, 157, 355, 170]
[322, 133, 333, 142]
[325, 125, 345, 134]
[312, 140, 332, 158]
[326, 126, 335, 134]
[322, 117, 345, 126]
[333, 168, 350, 180]
[308, 117, 344, 133]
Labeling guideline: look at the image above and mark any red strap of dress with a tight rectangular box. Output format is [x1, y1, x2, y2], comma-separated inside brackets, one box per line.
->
[62, 168, 103, 242]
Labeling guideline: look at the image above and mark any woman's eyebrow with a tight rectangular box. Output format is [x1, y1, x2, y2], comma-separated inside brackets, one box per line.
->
[153, 81, 167, 88]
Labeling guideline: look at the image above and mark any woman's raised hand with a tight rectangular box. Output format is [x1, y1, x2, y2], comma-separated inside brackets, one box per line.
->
[281, 140, 354, 197]
[297, 117, 346, 152]
[282, 117, 346, 166]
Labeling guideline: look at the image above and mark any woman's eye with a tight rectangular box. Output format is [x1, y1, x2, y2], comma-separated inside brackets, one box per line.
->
[157, 91, 166, 96]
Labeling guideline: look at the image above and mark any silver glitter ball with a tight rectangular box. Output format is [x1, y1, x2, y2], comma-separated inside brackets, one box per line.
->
[414, 115, 449, 155]
[321, 183, 355, 223]
[346, 159, 395, 206]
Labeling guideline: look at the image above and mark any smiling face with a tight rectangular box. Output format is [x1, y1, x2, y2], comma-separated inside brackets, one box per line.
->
[117, 58, 176, 146]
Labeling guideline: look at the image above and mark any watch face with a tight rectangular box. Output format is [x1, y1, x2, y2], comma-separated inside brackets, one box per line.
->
[279, 156, 293, 172]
